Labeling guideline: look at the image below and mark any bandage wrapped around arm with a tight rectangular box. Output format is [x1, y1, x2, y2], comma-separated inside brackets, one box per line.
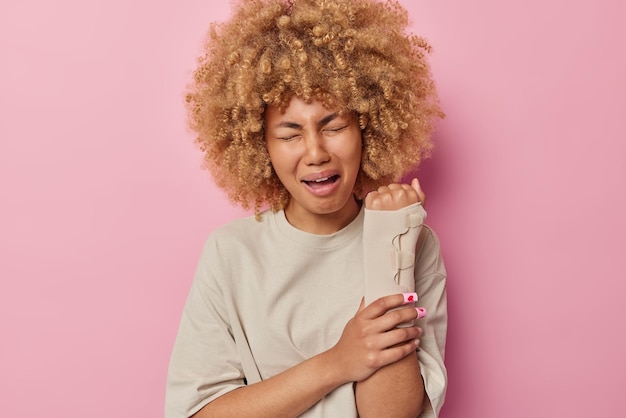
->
[363, 202, 426, 306]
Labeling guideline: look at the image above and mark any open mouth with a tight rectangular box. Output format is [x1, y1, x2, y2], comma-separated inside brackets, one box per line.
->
[303, 175, 340, 187]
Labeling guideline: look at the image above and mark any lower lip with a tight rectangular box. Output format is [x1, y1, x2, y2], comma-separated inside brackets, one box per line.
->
[302, 178, 340, 197]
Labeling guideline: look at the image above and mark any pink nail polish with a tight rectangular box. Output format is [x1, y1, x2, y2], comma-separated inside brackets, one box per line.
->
[415, 307, 427, 319]
[402, 292, 418, 304]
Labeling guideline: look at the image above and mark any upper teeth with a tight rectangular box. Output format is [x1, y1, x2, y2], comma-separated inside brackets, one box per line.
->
[314, 177, 330, 182]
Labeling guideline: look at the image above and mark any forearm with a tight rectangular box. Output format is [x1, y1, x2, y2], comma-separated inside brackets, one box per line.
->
[192, 350, 346, 418]
[355, 352, 424, 418]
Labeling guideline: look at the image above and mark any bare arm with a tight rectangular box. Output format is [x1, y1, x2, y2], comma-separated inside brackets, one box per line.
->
[355, 352, 424, 418]
[192, 350, 343, 418]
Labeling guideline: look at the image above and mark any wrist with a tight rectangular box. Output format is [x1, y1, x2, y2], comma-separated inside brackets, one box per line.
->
[316, 347, 352, 388]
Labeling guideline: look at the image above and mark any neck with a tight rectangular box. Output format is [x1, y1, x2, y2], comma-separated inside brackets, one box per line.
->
[284, 198, 361, 235]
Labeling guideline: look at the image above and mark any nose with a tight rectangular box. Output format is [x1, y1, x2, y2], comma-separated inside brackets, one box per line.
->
[303, 133, 330, 165]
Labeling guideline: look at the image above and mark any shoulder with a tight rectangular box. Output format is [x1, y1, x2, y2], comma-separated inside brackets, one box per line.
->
[200, 210, 276, 255]
[418, 225, 441, 253]
[415, 224, 446, 278]
[211, 212, 266, 237]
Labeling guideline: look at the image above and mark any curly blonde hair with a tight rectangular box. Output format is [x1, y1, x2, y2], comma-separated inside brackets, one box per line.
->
[186, 0, 443, 215]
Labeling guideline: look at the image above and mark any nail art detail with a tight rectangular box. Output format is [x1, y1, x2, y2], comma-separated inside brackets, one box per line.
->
[416, 307, 427, 319]
[403, 292, 418, 304]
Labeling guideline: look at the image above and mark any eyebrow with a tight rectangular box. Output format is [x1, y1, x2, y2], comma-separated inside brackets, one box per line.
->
[274, 113, 341, 130]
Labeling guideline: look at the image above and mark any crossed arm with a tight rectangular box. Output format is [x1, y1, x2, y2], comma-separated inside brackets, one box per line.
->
[192, 294, 425, 418]
[192, 179, 428, 418]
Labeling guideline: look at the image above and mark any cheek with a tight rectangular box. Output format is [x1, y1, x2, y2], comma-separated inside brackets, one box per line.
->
[266, 142, 282, 164]
[349, 141, 363, 169]
[267, 145, 296, 175]
[350, 131, 363, 163]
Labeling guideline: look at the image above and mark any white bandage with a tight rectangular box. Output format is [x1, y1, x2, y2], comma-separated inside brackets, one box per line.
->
[363, 202, 426, 306]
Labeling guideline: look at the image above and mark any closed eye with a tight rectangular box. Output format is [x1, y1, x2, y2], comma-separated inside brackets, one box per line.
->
[324, 125, 347, 133]
[277, 134, 300, 141]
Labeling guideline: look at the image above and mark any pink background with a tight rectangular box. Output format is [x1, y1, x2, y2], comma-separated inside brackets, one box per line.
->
[1, 1, 624, 417]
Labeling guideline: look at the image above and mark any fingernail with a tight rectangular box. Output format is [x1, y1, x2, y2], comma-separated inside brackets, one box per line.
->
[402, 292, 418, 304]
[415, 307, 427, 319]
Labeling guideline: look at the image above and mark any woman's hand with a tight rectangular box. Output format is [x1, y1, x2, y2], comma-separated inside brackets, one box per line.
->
[364, 178, 425, 211]
[327, 293, 424, 383]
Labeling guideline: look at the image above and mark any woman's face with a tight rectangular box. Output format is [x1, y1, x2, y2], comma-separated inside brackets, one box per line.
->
[265, 97, 362, 234]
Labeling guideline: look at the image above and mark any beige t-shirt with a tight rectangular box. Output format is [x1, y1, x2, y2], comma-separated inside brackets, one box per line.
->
[165, 207, 447, 417]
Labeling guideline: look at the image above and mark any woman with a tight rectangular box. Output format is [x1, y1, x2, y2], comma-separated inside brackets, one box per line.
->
[166, 0, 447, 417]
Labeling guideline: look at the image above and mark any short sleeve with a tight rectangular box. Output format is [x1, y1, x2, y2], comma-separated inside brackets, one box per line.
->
[414, 226, 448, 417]
[165, 237, 246, 418]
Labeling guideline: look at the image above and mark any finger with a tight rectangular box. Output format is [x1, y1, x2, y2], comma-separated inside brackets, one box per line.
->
[390, 187, 415, 202]
[377, 306, 424, 331]
[383, 183, 414, 194]
[415, 326, 423, 339]
[367, 190, 394, 210]
[411, 178, 426, 207]
[374, 325, 421, 349]
[375, 338, 421, 366]
[356, 297, 365, 313]
[381, 338, 420, 364]
[364, 191, 376, 208]
[351, 337, 419, 376]
[410, 178, 420, 193]
[363, 293, 416, 319]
